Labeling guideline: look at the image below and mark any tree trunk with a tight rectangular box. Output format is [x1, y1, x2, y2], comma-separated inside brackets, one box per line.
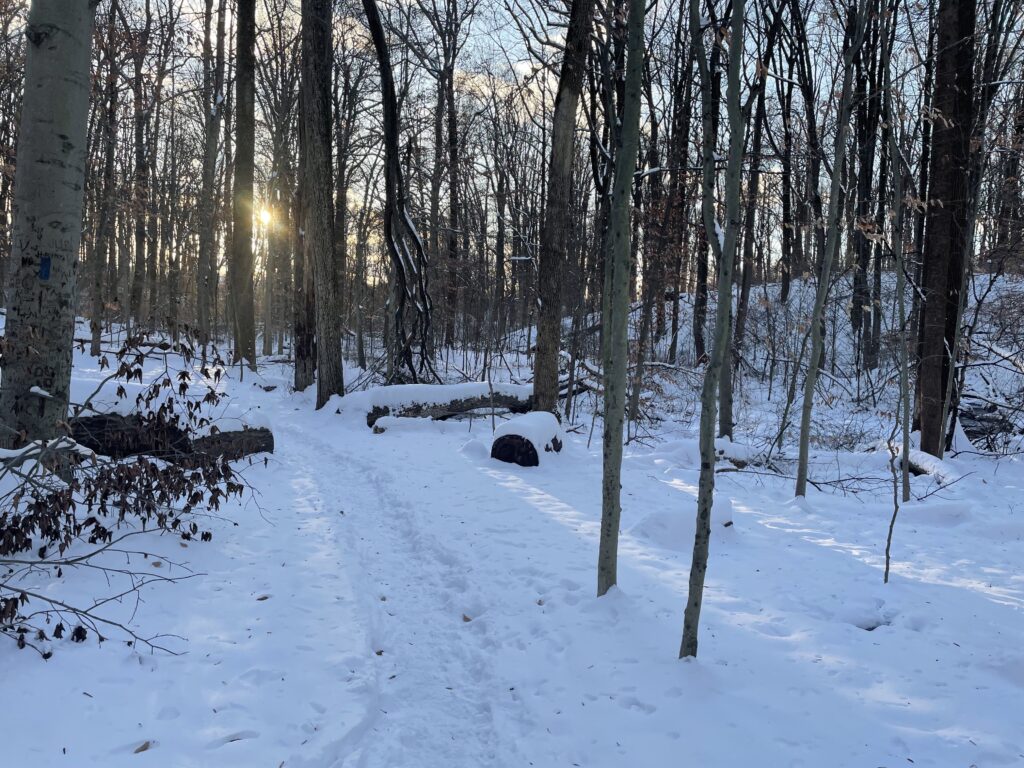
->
[0, 0, 95, 445]
[230, 0, 258, 369]
[91, 0, 119, 357]
[916, 0, 976, 458]
[493, 152, 508, 343]
[597, 0, 646, 598]
[363, 0, 435, 382]
[293, 184, 316, 391]
[732, 85, 765, 364]
[302, 0, 343, 407]
[444, 64, 460, 348]
[882, 17, 911, 506]
[430, 77, 444, 333]
[128, 7, 152, 329]
[794, 2, 868, 497]
[532, 0, 597, 414]
[691, 42, 719, 363]
[197, 0, 227, 347]
[779, 52, 795, 303]
[680, 0, 745, 659]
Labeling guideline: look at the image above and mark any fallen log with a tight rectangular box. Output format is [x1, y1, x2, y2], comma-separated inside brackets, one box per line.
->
[66, 414, 273, 463]
[368, 392, 533, 428]
[902, 448, 956, 485]
[69, 414, 190, 459]
[491, 412, 563, 468]
[356, 383, 534, 428]
[959, 400, 1017, 449]
[192, 427, 275, 462]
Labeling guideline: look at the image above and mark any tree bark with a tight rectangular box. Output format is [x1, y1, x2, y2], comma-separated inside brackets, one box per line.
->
[680, 0, 745, 659]
[302, 0, 343, 408]
[0, 0, 96, 446]
[230, 0, 258, 369]
[597, 0, 646, 597]
[882, 15, 911, 506]
[197, 0, 227, 347]
[90, 0, 119, 357]
[127, 1, 153, 328]
[363, 0, 435, 382]
[532, 0, 597, 414]
[293, 184, 316, 391]
[916, 0, 976, 458]
[794, 2, 868, 497]
[444, 63, 460, 347]
[691, 41, 719, 363]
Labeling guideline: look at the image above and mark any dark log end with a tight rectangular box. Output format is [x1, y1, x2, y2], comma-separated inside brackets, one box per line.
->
[367, 405, 391, 428]
[491, 434, 540, 467]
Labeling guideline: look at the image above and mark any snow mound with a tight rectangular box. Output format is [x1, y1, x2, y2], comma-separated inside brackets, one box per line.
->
[460, 438, 490, 460]
[715, 437, 758, 463]
[898, 500, 970, 527]
[628, 497, 733, 551]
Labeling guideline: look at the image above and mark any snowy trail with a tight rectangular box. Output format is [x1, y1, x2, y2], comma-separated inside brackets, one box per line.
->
[279, 401, 1024, 767]
[8, 374, 1024, 767]
[281, 415, 523, 767]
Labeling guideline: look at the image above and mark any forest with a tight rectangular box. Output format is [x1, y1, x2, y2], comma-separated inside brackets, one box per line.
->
[2, 0, 1024, 764]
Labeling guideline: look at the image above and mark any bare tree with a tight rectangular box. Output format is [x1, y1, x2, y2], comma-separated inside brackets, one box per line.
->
[532, 0, 597, 414]
[302, 0, 344, 406]
[680, 0, 749, 659]
[794, 0, 869, 498]
[597, 0, 647, 597]
[197, 0, 228, 347]
[230, 0, 258, 369]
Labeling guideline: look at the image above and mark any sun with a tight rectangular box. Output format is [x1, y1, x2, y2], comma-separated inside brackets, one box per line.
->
[259, 208, 272, 226]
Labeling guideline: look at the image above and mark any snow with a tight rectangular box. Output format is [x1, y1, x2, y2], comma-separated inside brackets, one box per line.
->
[4, 313, 1024, 767]
[337, 381, 532, 424]
[905, 447, 959, 485]
[492, 410, 563, 457]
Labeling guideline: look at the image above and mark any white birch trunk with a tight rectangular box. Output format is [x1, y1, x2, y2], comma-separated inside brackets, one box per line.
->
[0, 0, 96, 445]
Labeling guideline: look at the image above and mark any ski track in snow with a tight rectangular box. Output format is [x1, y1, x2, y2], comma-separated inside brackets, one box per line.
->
[288, 418, 517, 767]
[7, 367, 1024, 767]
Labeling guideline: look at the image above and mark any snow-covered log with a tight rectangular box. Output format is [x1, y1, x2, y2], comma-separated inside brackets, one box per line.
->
[67, 415, 273, 462]
[902, 448, 956, 485]
[490, 412, 563, 467]
[341, 383, 534, 428]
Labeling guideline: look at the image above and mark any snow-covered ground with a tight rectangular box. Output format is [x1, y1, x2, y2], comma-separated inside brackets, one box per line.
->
[6, 338, 1024, 767]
